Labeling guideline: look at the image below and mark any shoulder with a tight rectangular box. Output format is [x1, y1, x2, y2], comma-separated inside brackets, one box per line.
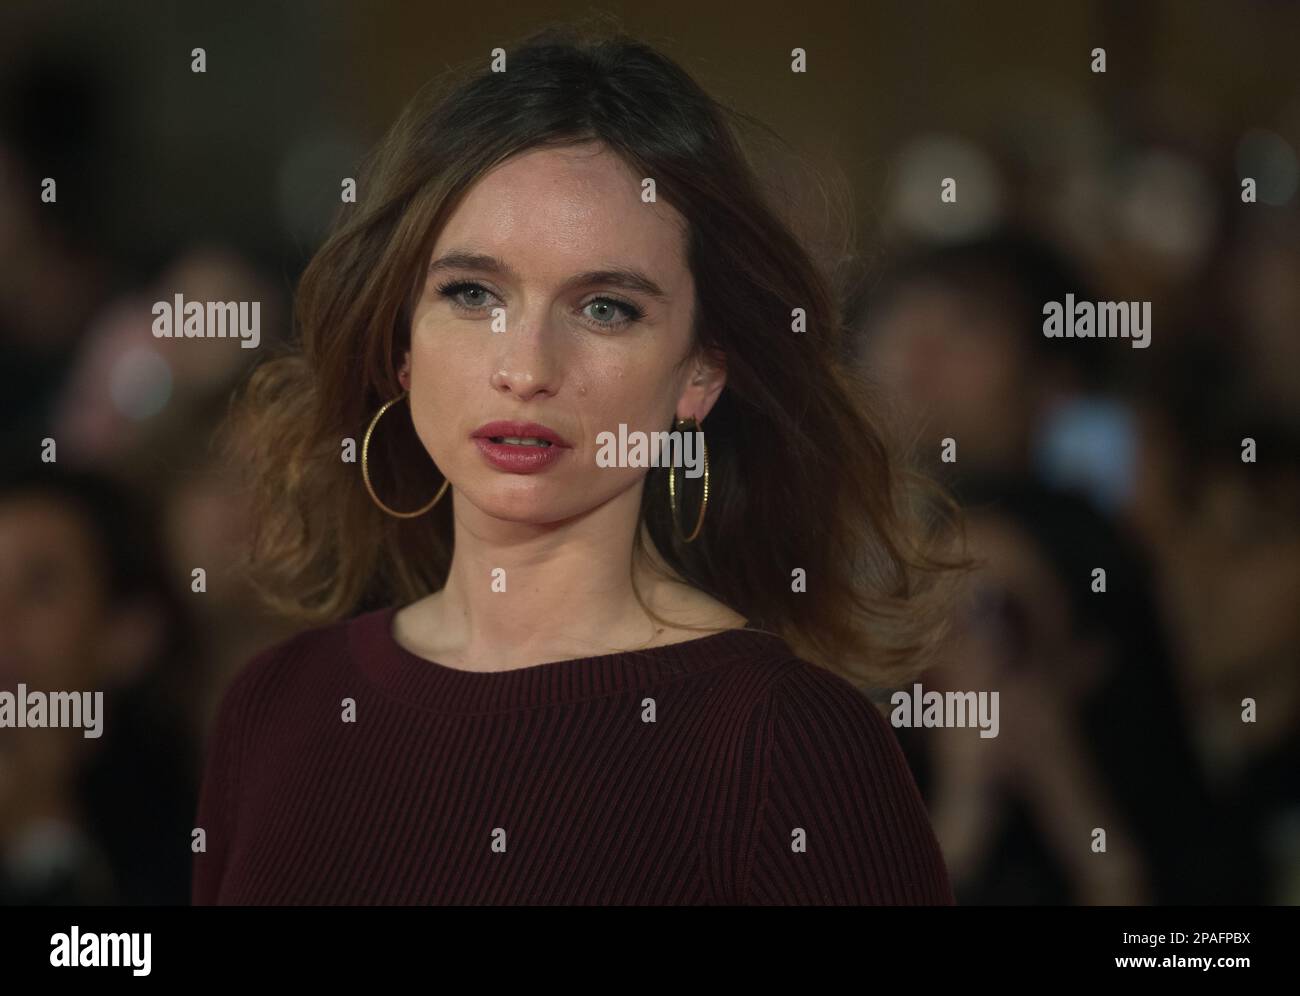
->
[732, 653, 955, 904]
[693, 629, 898, 744]
[744, 655, 911, 791]
[763, 657, 898, 744]
[700, 633, 920, 811]
[708, 632, 895, 744]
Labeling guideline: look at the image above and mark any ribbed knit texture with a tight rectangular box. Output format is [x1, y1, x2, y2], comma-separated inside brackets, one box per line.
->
[191, 605, 954, 905]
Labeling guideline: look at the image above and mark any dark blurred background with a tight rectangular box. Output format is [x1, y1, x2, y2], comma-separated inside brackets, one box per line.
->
[1, 1, 1296, 905]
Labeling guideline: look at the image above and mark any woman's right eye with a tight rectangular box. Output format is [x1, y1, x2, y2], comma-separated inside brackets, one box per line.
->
[436, 280, 498, 310]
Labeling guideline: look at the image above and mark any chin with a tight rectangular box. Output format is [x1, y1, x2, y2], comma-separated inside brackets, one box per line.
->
[465, 478, 579, 525]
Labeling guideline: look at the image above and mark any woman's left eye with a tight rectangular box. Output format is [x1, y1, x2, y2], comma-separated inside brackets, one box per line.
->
[582, 297, 644, 327]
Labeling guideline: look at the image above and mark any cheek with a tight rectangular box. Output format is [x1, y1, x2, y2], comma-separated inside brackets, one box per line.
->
[403, 344, 454, 460]
[405, 379, 454, 470]
[584, 366, 675, 432]
[407, 315, 471, 404]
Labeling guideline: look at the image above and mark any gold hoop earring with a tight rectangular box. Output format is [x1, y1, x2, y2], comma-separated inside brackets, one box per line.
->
[667, 415, 708, 543]
[361, 390, 449, 518]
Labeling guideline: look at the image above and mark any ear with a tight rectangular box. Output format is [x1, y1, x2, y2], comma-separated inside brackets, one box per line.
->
[675, 347, 727, 424]
[398, 351, 412, 392]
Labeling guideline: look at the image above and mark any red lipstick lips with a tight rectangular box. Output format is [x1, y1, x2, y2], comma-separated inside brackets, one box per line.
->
[470, 420, 571, 474]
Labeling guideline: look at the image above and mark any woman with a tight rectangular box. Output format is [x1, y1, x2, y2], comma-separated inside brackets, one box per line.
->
[194, 25, 959, 905]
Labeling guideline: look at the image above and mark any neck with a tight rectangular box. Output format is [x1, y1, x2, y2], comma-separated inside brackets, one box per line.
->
[410, 481, 703, 668]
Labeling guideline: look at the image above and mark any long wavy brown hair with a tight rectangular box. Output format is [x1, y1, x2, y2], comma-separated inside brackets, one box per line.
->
[219, 20, 965, 688]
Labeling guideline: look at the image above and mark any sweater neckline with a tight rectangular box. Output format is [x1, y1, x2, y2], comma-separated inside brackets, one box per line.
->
[350, 604, 785, 714]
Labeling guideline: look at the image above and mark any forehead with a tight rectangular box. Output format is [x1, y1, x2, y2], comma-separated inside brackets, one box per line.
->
[431, 143, 690, 279]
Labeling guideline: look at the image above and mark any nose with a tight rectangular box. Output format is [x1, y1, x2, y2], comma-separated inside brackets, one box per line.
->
[488, 306, 564, 401]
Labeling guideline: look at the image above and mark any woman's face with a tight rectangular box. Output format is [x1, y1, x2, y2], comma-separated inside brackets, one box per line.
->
[403, 142, 723, 527]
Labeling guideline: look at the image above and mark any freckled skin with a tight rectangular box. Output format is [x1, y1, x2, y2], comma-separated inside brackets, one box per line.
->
[401, 141, 723, 528]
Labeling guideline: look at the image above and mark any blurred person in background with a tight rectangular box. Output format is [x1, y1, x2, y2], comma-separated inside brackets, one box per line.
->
[895, 479, 1267, 904]
[856, 231, 1114, 490]
[3, 231, 293, 734]
[155, 410, 299, 730]
[37, 244, 299, 729]
[854, 229, 1275, 903]
[47, 245, 283, 475]
[0, 458, 200, 904]
[1133, 361, 1300, 904]
[1172, 422, 1300, 905]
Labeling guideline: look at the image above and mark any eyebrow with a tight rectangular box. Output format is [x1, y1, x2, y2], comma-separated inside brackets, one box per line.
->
[428, 250, 668, 301]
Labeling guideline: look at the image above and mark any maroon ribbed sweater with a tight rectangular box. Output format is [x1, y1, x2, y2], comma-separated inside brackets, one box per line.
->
[191, 605, 954, 905]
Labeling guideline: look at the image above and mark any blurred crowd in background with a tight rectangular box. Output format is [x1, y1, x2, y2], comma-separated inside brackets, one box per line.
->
[1, 3, 1296, 905]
